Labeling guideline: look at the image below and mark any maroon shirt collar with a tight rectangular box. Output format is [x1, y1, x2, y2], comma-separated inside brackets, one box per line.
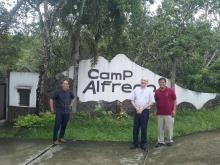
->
[159, 86, 167, 92]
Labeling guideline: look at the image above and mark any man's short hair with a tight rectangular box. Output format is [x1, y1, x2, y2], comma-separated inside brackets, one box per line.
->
[60, 78, 70, 85]
[158, 77, 166, 83]
[141, 77, 148, 82]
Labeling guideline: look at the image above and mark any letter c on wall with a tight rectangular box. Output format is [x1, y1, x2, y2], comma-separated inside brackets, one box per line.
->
[88, 69, 99, 79]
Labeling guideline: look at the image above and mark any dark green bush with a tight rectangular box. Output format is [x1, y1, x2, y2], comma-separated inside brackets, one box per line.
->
[114, 111, 129, 120]
[14, 112, 54, 128]
[14, 105, 130, 129]
[90, 105, 113, 118]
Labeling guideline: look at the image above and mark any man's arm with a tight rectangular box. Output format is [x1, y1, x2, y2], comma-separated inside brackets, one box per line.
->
[143, 90, 155, 109]
[142, 102, 152, 110]
[69, 92, 75, 110]
[142, 100, 151, 110]
[132, 101, 142, 114]
[49, 99, 55, 113]
[70, 97, 75, 109]
[130, 90, 139, 112]
[70, 98, 75, 105]
[131, 101, 139, 110]
[153, 103, 157, 116]
[50, 90, 58, 113]
[172, 100, 177, 117]
[154, 91, 158, 116]
[171, 89, 177, 117]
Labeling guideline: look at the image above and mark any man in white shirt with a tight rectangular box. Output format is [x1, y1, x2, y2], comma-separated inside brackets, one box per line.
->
[130, 78, 155, 151]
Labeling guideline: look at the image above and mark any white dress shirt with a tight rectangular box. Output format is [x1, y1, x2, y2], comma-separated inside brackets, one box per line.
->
[130, 86, 155, 108]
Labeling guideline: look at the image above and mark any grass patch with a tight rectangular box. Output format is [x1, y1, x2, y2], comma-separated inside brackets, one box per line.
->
[1, 107, 220, 142]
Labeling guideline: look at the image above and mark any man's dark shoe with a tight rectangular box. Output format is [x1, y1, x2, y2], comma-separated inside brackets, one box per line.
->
[140, 144, 148, 151]
[130, 144, 138, 149]
[166, 142, 173, 147]
[155, 143, 165, 148]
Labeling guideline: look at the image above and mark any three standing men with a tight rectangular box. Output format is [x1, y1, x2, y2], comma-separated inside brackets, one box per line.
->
[50, 79, 75, 145]
[50, 77, 176, 147]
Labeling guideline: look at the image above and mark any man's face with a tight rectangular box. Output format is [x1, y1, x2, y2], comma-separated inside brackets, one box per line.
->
[62, 80, 70, 91]
[140, 79, 148, 88]
[159, 80, 166, 89]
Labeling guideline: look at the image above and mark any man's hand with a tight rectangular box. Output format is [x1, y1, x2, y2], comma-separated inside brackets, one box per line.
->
[51, 108, 55, 114]
[136, 107, 144, 114]
[153, 111, 157, 117]
[172, 101, 177, 117]
[146, 104, 151, 109]
[171, 109, 176, 117]
[143, 103, 151, 110]
[135, 107, 140, 114]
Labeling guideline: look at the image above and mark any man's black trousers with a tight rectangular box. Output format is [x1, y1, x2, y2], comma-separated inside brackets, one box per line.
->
[133, 109, 149, 145]
[53, 112, 70, 141]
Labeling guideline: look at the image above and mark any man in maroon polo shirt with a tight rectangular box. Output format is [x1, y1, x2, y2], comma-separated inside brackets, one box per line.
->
[154, 77, 177, 147]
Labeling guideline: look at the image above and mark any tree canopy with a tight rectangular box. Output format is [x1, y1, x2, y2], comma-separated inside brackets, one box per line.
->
[0, 0, 219, 99]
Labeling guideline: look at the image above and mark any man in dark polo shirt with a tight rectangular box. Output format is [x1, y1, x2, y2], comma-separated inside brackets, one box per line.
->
[50, 79, 75, 144]
[154, 77, 176, 147]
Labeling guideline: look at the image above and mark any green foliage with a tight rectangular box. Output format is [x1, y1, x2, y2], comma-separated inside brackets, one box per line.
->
[0, 34, 20, 77]
[0, 34, 42, 78]
[14, 112, 54, 128]
[132, 0, 220, 93]
[0, 0, 219, 94]
[174, 107, 220, 136]
[14, 36, 42, 72]
[2, 107, 220, 141]
[190, 59, 220, 93]
[92, 104, 128, 120]
[92, 104, 112, 118]
[115, 111, 129, 120]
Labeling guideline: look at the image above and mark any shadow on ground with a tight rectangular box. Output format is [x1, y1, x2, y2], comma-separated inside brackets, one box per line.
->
[146, 129, 220, 165]
[0, 140, 146, 165]
[1, 130, 220, 165]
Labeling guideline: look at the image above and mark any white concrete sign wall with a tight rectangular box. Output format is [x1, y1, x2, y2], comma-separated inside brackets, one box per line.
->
[63, 54, 217, 109]
[9, 72, 39, 107]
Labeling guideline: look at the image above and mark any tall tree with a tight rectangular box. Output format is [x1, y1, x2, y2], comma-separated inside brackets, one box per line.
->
[143, 0, 205, 89]
[0, 0, 24, 34]
[25, 0, 67, 112]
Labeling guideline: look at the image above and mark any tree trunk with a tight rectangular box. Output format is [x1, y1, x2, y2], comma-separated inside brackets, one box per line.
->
[36, 70, 43, 114]
[72, 29, 80, 113]
[205, 50, 218, 68]
[36, 0, 51, 112]
[28, 0, 66, 113]
[71, 0, 86, 113]
[171, 57, 177, 90]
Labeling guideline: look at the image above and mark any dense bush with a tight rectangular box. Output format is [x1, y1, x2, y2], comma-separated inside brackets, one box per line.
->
[91, 105, 113, 118]
[14, 106, 129, 129]
[3, 107, 220, 141]
[115, 111, 129, 120]
[14, 112, 54, 128]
